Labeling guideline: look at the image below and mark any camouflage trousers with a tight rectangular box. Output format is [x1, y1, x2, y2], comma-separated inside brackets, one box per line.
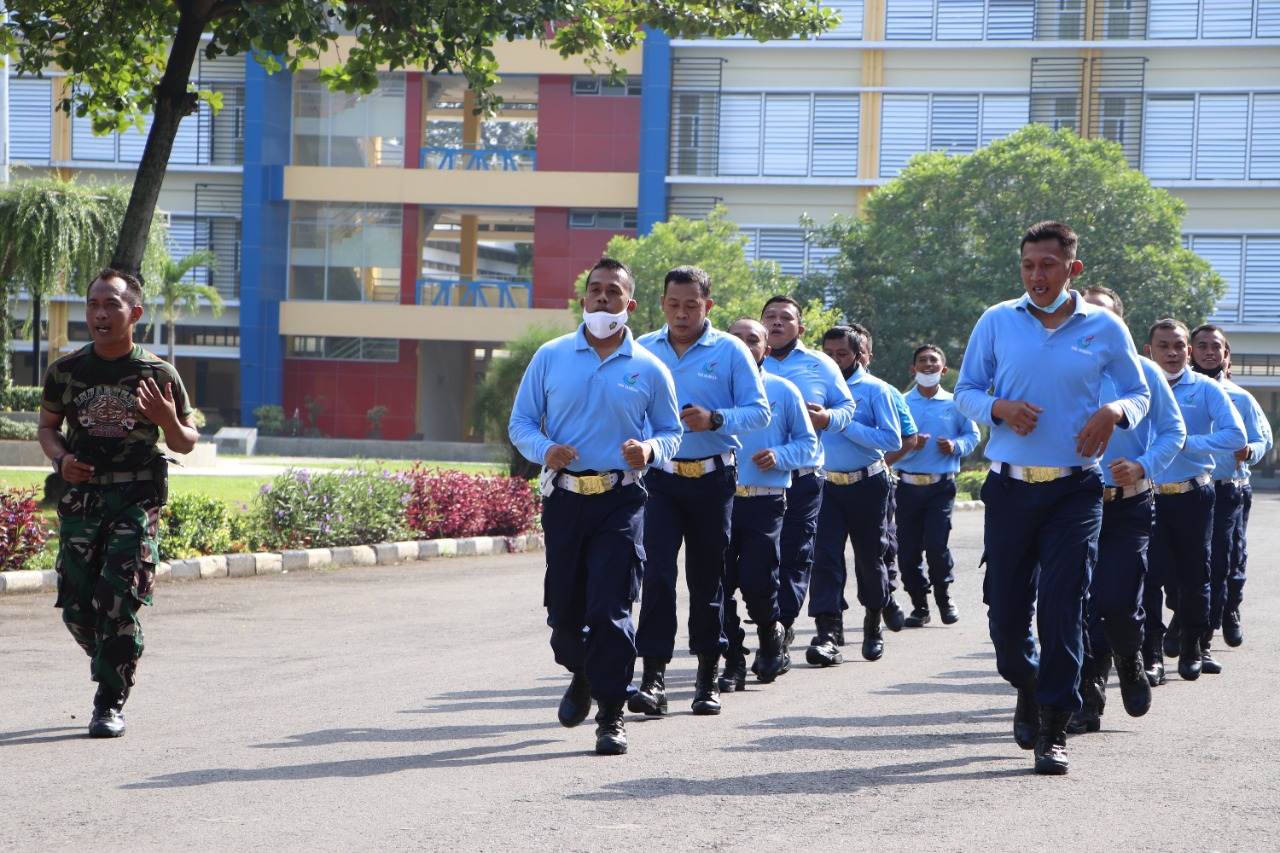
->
[55, 481, 161, 691]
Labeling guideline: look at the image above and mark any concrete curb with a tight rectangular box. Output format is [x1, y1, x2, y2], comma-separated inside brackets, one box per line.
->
[0, 533, 546, 596]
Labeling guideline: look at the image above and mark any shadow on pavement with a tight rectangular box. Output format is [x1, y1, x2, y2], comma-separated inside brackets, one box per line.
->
[742, 707, 1011, 730]
[252, 721, 559, 749]
[0, 726, 86, 746]
[121, 740, 572, 789]
[568, 755, 1027, 800]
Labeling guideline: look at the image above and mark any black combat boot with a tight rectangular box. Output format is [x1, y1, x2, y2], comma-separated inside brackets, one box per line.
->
[88, 684, 129, 739]
[1033, 706, 1071, 776]
[1178, 633, 1202, 681]
[691, 653, 722, 715]
[1013, 681, 1038, 750]
[904, 589, 931, 628]
[1200, 631, 1223, 675]
[806, 614, 843, 667]
[1067, 658, 1102, 734]
[558, 670, 592, 728]
[1113, 649, 1152, 717]
[1223, 608, 1243, 647]
[718, 643, 747, 693]
[1143, 633, 1166, 687]
[934, 582, 960, 624]
[594, 702, 628, 756]
[882, 595, 906, 632]
[754, 621, 791, 684]
[833, 611, 846, 646]
[626, 658, 668, 716]
[862, 608, 884, 661]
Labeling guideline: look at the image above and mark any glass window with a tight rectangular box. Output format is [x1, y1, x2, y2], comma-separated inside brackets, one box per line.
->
[8, 78, 53, 161]
[762, 95, 811, 176]
[718, 94, 763, 176]
[289, 202, 402, 301]
[1142, 96, 1194, 178]
[292, 71, 405, 168]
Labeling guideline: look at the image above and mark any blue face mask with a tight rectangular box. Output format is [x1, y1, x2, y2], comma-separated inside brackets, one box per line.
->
[1030, 287, 1071, 314]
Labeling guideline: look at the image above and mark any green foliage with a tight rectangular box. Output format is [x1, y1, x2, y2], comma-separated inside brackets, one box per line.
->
[155, 249, 224, 365]
[255, 466, 411, 549]
[366, 405, 389, 431]
[810, 125, 1224, 388]
[160, 493, 237, 561]
[0, 487, 52, 571]
[1, 385, 43, 412]
[188, 408, 207, 430]
[0, 417, 39, 440]
[954, 470, 987, 503]
[253, 405, 286, 436]
[472, 324, 566, 477]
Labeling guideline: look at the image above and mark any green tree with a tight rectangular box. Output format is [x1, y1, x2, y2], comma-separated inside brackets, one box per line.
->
[811, 125, 1223, 388]
[1, 1, 833, 278]
[582, 207, 843, 346]
[0, 176, 167, 388]
[155, 250, 225, 369]
[472, 324, 566, 478]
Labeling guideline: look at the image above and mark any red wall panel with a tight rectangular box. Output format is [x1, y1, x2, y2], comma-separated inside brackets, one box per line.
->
[282, 340, 419, 439]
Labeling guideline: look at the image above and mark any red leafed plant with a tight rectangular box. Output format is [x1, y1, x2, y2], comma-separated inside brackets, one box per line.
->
[405, 466, 538, 539]
[0, 487, 52, 571]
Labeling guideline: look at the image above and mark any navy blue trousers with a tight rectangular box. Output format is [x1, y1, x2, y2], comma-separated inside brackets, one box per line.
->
[811, 471, 891, 616]
[882, 478, 899, 591]
[723, 494, 785, 651]
[896, 479, 958, 594]
[542, 481, 646, 704]
[634, 466, 735, 660]
[776, 472, 823, 626]
[1146, 484, 1214, 641]
[1230, 484, 1253, 611]
[980, 468, 1102, 713]
[1209, 480, 1244, 630]
[1085, 491, 1152, 660]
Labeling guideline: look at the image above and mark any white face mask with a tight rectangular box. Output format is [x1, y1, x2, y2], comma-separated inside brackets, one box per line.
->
[582, 306, 629, 339]
[1161, 367, 1185, 382]
[915, 372, 943, 388]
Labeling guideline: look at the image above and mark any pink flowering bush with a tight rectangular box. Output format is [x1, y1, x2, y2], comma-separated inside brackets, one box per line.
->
[0, 487, 52, 571]
[405, 466, 538, 539]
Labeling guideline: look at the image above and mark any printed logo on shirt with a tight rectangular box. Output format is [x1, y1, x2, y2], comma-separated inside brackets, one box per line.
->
[72, 385, 141, 438]
[769, 399, 778, 413]
[619, 372, 643, 393]
[806, 362, 820, 374]
[701, 361, 719, 375]
[1071, 334, 1097, 356]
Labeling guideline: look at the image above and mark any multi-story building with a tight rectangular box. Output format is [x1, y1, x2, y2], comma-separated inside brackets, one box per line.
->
[7, 0, 1279, 439]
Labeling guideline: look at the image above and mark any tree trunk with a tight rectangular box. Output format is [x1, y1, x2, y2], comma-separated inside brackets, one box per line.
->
[30, 298, 41, 386]
[110, 5, 210, 278]
[167, 316, 176, 368]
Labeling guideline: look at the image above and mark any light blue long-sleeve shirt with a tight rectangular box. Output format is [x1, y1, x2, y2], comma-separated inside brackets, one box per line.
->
[896, 387, 981, 475]
[1155, 369, 1246, 485]
[886, 383, 920, 439]
[1211, 377, 1273, 481]
[637, 321, 769, 460]
[737, 372, 819, 489]
[1100, 357, 1185, 486]
[822, 366, 902, 472]
[510, 325, 682, 473]
[954, 292, 1150, 467]
[762, 340, 856, 469]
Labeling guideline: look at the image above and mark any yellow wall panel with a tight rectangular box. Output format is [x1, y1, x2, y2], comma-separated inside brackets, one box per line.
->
[284, 166, 638, 207]
[304, 36, 639, 76]
[280, 301, 575, 343]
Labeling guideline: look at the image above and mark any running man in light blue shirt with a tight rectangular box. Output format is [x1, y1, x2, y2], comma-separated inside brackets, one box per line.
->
[1142, 318, 1244, 685]
[760, 296, 857, 649]
[509, 257, 682, 757]
[894, 344, 981, 630]
[630, 266, 770, 719]
[954, 221, 1149, 777]
[721, 318, 818, 689]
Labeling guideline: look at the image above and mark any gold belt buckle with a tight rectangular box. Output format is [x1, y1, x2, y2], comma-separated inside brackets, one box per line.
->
[903, 473, 929, 486]
[827, 471, 851, 486]
[1023, 466, 1059, 484]
[577, 474, 609, 495]
[675, 460, 706, 478]
[735, 486, 751, 498]
[1157, 482, 1181, 496]
[1103, 486, 1119, 503]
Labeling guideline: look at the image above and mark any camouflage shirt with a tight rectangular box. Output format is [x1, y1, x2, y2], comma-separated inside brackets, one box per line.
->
[42, 344, 192, 473]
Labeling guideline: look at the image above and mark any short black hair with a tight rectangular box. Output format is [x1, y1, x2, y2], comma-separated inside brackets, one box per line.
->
[1189, 323, 1228, 346]
[586, 257, 636, 295]
[845, 321, 872, 348]
[1148, 317, 1189, 344]
[912, 344, 946, 365]
[823, 324, 865, 356]
[1082, 285, 1124, 318]
[761, 294, 802, 320]
[663, 265, 711, 297]
[90, 267, 145, 308]
[1021, 221, 1079, 259]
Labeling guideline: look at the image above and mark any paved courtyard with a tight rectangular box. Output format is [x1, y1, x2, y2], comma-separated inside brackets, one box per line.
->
[3, 495, 1279, 851]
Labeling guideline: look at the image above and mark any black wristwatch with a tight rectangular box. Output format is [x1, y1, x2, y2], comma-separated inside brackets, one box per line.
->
[709, 410, 725, 431]
[53, 453, 67, 475]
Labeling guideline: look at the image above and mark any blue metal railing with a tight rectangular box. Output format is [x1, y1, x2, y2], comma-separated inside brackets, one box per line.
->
[418, 146, 538, 172]
[416, 278, 533, 308]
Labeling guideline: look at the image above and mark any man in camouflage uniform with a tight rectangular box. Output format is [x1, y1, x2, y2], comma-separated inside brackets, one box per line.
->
[38, 268, 199, 738]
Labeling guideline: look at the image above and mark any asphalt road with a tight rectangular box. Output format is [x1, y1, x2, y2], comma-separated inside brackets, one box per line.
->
[4, 495, 1279, 851]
